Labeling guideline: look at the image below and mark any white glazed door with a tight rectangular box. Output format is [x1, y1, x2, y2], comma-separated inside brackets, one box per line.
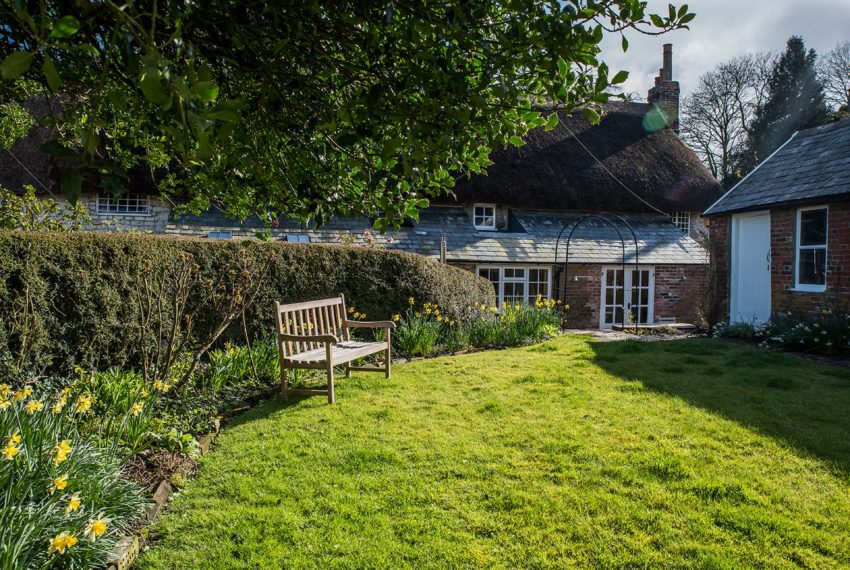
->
[731, 212, 771, 324]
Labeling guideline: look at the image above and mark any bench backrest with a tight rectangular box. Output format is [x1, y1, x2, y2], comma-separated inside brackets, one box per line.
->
[275, 295, 350, 357]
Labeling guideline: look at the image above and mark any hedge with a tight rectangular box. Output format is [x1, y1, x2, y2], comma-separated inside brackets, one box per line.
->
[0, 231, 494, 378]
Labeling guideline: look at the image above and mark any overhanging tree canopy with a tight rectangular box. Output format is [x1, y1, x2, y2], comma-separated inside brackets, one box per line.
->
[0, 1, 694, 227]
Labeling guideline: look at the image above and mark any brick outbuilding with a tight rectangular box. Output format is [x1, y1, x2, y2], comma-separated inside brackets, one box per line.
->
[704, 119, 850, 323]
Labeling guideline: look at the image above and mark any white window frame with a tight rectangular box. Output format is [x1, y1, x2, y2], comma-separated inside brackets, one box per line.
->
[475, 265, 552, 307]
[96, 193, 149, 216]
[794, 205, 828, 292]
[207, 231, 232, 240]
[286, 234, 311, 243]
[671, 212, 690, 235]
[473, 203, 497, 231]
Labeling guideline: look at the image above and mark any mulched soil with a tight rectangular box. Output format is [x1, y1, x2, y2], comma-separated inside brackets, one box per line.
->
[123, 450, 197, 492]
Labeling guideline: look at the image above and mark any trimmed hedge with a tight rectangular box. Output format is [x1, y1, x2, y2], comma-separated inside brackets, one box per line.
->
[0, 231, 494, 378]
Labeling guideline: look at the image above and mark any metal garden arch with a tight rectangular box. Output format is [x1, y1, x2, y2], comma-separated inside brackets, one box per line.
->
[553, 213, 640, 332]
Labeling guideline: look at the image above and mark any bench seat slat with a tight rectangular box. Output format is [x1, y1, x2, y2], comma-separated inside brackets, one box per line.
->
[285, 340, 387, 365]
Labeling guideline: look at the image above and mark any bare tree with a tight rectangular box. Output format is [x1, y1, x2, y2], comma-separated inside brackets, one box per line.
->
[820, 41, 850, 111]
[680, 53, 773, 186]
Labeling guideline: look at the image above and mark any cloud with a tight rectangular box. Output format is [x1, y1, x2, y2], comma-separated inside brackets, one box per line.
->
[599, 0, 850, 99]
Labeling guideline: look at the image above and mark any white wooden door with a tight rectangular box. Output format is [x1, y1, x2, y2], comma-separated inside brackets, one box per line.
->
[600, 267, 654, 328]
[731, 212, 771, 324]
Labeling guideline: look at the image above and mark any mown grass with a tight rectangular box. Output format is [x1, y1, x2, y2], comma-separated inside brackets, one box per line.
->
[137, 336, 850, 569]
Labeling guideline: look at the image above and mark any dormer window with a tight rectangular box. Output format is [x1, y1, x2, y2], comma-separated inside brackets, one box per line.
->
[473, 204, 496, 230]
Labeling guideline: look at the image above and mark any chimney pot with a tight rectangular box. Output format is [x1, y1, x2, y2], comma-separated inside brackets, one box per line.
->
[663, 44, 673, 81]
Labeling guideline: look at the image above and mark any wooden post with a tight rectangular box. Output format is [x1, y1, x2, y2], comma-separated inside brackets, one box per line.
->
[281, 363, 288, 402]
[326, 342, 335, 404]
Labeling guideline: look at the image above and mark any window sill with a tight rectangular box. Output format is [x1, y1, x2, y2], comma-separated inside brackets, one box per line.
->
[474, 227, 497, 232]
[789, 286, 826, 293]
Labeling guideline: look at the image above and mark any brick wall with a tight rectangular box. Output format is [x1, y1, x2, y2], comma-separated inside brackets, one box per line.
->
[709, 201, 850, 321]
[554, 263, 708, 328]
[708, 215, 730, 322]
[772, 202, 850, 316]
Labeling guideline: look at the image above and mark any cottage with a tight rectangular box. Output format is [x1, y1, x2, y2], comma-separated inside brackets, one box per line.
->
[1, 46, 722, 329]
[704, 118, 850, 324]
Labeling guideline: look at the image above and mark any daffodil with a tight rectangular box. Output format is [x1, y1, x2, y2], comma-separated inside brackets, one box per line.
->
[392, 314, 400, 322]
[9, 432, 21, 445]
[0, 384, 10, 398]
[129, 402, 144, 417]
[14, 386, 32, 401]
[51, 473, 69, 494]
[64, 492, 81, 515]
[26, 400, 44, 414]
[408, 296, 415, 305]
[83, 516, 110, 541]
[52, 399, 65, 414]
[2, 441, 20, 461]
[153, 380, 170, 393]
[53, 440, 72, 465]
[0, 397, 10, 410]
[348, 306, 355, 314]
[48, 532, 78, 555]
[74, 394, 93, 414]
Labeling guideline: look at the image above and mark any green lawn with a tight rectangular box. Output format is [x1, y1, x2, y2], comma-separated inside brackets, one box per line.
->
[137, 335, 850, 569]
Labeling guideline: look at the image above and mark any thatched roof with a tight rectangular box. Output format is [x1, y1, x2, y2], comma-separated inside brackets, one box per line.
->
[0, 99, 60, 194]
[443, 102, 723, 213]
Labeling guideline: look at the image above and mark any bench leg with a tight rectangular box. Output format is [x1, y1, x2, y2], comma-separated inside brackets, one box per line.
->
[281, 366, 289, 402]
[385, 330, 392, 379]
[345, 362, 351, 378]
[326, 343, 335, 404]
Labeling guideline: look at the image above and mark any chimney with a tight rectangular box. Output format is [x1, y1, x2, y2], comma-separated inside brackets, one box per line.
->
[647, 43, 680, 133]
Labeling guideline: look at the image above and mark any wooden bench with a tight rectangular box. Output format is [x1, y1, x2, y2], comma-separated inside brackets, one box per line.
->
[274, 295, 394, 404]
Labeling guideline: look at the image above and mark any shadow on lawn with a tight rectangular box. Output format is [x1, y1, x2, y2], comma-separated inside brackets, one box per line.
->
[589, 338, 850, 477]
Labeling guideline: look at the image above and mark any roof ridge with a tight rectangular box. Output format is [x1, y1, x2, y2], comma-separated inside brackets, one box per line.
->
[797, 117, 850, 139]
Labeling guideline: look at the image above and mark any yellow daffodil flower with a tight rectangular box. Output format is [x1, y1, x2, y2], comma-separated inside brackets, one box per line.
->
[348, 306, 355, 314]
[48, 532, 78, 555]
[2, 441, 20, 461]
[0, 384, 10, 397]
[408, 296, 415, 305]
[9, 432, 21, 445]
[52, 400, 65, 414]
[53, 440, 72, 465]
[74, 394, 93, 414]
[83, 516, 109, 541]
[129, 402, 144, 417]
[14, 387, 32, 401]
[51, 473, 69, 494]
[26, 400, 44, 414]
[65, 493, 81, 515]
[392, 314, 400, 322]
[0, 397, 10, 410]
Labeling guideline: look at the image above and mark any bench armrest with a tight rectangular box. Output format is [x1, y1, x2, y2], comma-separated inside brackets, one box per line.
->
[279, 333, 338, 344]
[345, 320, 396, 330]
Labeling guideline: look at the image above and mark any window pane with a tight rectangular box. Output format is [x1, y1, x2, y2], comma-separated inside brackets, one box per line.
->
[798, 248, 826, 285]
[800, 209, 827, 246]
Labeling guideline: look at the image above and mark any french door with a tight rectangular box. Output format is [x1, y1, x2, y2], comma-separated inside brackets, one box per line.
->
[600, 267, 654, 328]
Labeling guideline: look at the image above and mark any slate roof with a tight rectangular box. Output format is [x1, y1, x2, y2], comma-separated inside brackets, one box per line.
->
[169, 207, 708, 265]
[704, 118, 850, 216]
[443, 102, 723, 213]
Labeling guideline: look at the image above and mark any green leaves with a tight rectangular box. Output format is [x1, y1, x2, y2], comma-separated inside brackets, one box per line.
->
[42, 56, 61, 91]
[611, 70, 629, 85]
[50, 15, 81, 38]
[580, 107, 600, 124]
[1, 52, 34, 79]
[60, 169, 82, 202]
[0, 1, 692, 228]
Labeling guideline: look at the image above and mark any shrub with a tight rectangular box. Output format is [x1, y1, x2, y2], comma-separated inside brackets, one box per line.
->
[0, 231, 494, 379]
[713, 309, 850, 355]
[0, 384, 145, 569]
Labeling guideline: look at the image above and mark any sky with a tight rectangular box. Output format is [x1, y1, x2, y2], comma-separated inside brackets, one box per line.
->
[599, 0, 850, 100]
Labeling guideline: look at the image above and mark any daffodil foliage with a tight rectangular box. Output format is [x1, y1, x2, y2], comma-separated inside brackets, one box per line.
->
[0, 1, 694, 227]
